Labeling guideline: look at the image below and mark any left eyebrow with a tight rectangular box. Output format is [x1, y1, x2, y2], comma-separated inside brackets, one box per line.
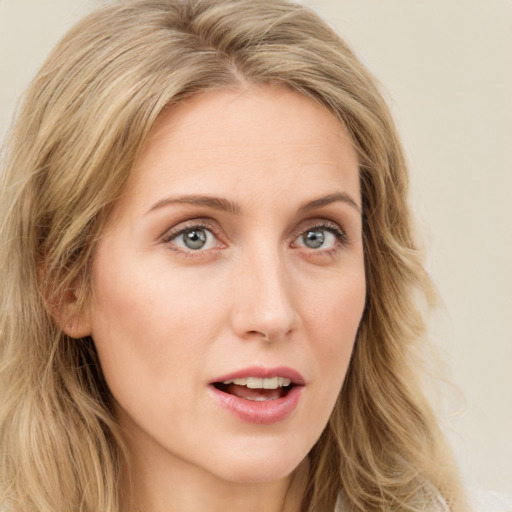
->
[146, 194, 241, 215]
[298, 192, 361, 214]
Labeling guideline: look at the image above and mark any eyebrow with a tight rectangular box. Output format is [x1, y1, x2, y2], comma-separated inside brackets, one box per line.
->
[146, 191, 361, 216]
[298, 192, 361, 214]
[146, 195, 241, 215]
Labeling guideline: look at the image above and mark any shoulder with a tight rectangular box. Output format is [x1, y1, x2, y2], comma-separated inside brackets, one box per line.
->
[333, 493, 449, 512]
[334, 490, 512, 512]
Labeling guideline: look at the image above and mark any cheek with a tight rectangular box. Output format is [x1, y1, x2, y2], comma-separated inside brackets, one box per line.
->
[87, 249, 229, 400]
[304, 267, 365, 395]
[307, 267, 366, 344]
[87, 250, 170, 397]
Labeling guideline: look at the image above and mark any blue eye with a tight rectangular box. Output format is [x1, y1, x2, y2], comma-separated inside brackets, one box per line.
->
[169, 227, 217, 251]
[294, 225, 344, 250]
[303, 229, 326, 248]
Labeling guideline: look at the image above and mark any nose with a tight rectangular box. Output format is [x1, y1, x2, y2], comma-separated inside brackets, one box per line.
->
[230, 247, 299, 343]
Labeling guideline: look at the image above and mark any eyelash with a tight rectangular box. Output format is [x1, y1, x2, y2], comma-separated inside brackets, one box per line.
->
[161, 219, 220, 254]
[160, 219, 348, 256]
[294, 223, 348, 247]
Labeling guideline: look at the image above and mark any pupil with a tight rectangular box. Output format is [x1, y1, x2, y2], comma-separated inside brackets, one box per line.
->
[304, 230, 324, 249]
[184, 229, 207, 249]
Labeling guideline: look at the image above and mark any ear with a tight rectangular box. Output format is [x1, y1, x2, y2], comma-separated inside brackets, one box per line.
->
[48, 281, 92, 339]
[59, 290, 92, 339]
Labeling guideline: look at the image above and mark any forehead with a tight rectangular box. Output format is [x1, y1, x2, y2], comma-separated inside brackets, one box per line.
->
[121, 85, 360, 213]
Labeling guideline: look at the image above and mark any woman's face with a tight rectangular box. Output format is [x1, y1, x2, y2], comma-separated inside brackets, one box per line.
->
[84, 85, 366, 484]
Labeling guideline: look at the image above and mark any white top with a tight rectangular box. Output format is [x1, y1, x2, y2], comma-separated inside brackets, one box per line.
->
[334, 490, 512, 512]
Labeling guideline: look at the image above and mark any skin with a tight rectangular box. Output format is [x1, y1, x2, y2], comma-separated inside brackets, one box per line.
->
[72, 85, 366, 512]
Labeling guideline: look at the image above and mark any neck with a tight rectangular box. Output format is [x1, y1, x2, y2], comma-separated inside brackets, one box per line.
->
[120, 445, 309, 512]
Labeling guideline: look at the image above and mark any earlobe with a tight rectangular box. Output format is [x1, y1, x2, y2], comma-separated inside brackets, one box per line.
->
[61, 301, 92, 339]
[49, 285, 92, 339]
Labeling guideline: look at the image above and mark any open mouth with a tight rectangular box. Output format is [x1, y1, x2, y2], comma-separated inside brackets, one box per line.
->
[212, 376, 295, 402]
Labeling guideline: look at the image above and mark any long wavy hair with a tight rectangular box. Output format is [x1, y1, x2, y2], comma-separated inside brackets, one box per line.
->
[0, 1, 465, 511]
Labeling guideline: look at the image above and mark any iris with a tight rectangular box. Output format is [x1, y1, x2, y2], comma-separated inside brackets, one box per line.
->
[303, 230, 325, 249]
[183, 228, 207, 249]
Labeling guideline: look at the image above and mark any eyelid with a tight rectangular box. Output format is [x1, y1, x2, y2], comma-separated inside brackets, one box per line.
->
[291, 219, 348, 246]
[160, 218, 223, 246]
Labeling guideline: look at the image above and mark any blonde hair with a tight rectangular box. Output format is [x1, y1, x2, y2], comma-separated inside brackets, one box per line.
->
[0, 0, 465, 511]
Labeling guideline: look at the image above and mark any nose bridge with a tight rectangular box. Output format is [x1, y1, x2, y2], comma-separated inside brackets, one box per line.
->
[231, 240, 297, 341]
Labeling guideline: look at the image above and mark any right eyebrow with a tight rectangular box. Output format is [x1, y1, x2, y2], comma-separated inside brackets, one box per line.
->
[145, 194, 241, 215]
[298, 192, 362, 215]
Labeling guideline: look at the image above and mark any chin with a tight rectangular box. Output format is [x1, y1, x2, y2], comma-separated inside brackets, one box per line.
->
[206, 442, 308, 485]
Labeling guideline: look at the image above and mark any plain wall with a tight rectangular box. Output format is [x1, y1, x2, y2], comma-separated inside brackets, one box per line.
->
[1, 0, 511, 494]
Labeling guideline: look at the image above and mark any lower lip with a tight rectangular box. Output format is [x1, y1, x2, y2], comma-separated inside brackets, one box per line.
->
[209, 385, 303, 424]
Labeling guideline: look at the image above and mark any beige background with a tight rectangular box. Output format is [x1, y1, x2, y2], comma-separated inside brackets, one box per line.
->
[1, 0, 511, 494]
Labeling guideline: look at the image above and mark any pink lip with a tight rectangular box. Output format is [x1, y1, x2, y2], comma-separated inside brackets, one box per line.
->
[209, 366, 305, 425]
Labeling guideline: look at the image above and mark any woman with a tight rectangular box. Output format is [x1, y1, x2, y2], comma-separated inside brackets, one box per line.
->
[0, 0, 467, 511]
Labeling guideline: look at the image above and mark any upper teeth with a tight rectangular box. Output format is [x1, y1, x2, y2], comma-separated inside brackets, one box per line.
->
[222, 377, 291, 389]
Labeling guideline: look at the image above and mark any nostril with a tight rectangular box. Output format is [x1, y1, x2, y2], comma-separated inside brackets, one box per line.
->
[248, 330, 270, 342]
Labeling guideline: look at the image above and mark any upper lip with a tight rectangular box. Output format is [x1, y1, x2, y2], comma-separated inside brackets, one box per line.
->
[210, 366, 306, 386]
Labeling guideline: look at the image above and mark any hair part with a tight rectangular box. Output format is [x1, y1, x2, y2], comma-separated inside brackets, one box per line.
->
[0, 1, 465, 511]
